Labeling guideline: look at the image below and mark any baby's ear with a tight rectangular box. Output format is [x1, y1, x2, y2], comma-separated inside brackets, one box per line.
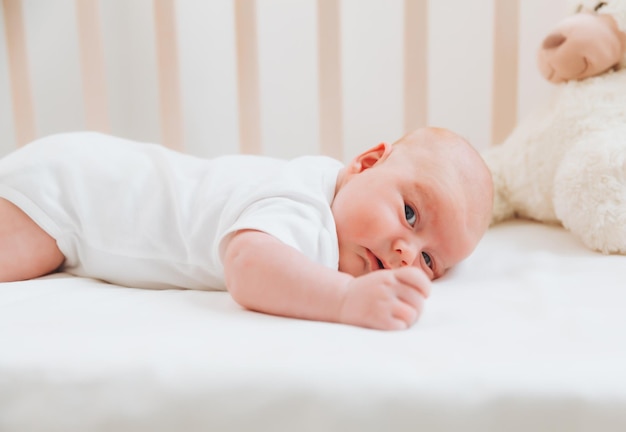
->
[350, 142, 392, 172]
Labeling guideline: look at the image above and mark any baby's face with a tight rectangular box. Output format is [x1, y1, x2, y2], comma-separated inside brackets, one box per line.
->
[332, 134, 492, 280]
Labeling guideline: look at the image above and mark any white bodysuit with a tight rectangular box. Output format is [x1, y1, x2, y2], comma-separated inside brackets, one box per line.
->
[0, 132, 343, 290]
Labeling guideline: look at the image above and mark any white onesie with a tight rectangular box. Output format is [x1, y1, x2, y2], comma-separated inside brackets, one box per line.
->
[0, 132, 343, 290]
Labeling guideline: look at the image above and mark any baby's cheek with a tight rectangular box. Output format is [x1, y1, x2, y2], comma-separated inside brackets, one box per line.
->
[348, 221, 371, 239]
[336, 212, 369, 240]
[364, 208, 397, 234]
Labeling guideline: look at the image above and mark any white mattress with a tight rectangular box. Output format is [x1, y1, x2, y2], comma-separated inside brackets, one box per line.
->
[1, 220, 626, 432]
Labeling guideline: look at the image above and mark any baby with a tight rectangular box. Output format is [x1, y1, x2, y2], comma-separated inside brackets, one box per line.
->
[0, 127, 493, 330]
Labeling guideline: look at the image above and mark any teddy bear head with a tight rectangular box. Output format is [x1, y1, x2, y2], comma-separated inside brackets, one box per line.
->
[537, 0, 626, 83]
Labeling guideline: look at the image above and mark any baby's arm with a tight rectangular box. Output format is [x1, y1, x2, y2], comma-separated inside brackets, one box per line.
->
[223, 230, 431, 330]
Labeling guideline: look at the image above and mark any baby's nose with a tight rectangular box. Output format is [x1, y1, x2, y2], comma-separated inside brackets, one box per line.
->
[393, 239, 419, 267]
[542, 32, 566, 50]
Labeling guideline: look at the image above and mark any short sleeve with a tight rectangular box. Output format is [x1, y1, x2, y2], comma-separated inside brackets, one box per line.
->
[214, 156, 341, 272]
[222, 196, 336, 265]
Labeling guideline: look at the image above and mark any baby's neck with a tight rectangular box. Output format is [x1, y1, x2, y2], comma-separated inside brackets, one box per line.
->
[333, 166, 350, 198]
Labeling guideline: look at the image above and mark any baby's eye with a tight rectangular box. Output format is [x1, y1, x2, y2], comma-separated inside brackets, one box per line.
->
[594, 2, 607, 11]
[404, 204, 417, 226]
[422, 251, 433, 269]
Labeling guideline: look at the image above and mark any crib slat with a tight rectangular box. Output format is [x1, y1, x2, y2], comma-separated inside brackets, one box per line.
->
[75, 0, 110, 133]
[154, 0, 184, 151]
[317, 0, 343, 160]
[492, 0, 519, 145]
[3, 0, 35, 146]
[235, 0, 261, 155]
[403, 0, 428, 133]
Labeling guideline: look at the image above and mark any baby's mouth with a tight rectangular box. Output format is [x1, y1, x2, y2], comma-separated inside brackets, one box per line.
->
[376, 257, 384, 269]
[366, 249, 385, 271]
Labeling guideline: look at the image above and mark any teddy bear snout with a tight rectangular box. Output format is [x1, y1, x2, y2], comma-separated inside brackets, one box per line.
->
[542, 32, 566, 50]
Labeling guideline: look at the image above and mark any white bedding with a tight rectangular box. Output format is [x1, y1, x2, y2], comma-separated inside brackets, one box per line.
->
[1, 220, 626, 432]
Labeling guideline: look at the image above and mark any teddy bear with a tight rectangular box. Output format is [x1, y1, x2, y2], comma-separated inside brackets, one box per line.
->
[482, 0, 626, 254]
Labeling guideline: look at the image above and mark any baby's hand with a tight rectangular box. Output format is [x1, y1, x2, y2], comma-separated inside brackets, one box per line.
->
[338, 267, 432, 330]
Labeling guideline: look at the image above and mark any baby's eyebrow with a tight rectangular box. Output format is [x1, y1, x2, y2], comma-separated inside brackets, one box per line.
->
[405, 182, 424, 202]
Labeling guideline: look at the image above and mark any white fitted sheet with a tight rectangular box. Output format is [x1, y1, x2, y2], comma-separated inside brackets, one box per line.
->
[1, 220, 626, 432]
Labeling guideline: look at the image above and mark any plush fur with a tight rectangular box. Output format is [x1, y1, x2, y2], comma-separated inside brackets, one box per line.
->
[483, 0, 626, 253]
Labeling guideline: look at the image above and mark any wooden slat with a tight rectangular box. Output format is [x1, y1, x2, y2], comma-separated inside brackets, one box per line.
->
[3, 0, 35, 146]
[75, 0, 109, 133]
[403, 0, 428, 133]
[154, 0, 184, 150]
[317, 0, 343, 160]
[234, 0, 261, 154]
[492, 0, 519, 145]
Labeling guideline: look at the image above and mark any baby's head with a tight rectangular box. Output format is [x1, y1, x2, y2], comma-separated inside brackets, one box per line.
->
[332, 127, 493, 280]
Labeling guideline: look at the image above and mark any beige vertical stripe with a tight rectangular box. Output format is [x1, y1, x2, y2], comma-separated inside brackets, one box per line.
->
[154, 0, 184, 150]
[234, 0, 261, 154]
[403, 0, 428, 133]
[75, 0, 109, 133]
[317, 0, 342, 160]
[3, 0, 35, 146]
[492, 0, 519, 145]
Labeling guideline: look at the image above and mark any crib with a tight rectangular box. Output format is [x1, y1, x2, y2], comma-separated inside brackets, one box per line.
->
[2, 1, 626, 431]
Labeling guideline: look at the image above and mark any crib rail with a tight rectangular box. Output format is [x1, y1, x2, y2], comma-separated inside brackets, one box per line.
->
[3, 0, 34, 146]
[1, 0, 571, 158]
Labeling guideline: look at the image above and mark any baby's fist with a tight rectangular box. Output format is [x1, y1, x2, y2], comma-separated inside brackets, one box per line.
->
[338, 266, 431, 330]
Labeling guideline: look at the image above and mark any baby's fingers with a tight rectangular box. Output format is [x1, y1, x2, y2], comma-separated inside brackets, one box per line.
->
[395, 284, 426, 313]
[391, 298, 422, 328]
[393, 266, 432, 298]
